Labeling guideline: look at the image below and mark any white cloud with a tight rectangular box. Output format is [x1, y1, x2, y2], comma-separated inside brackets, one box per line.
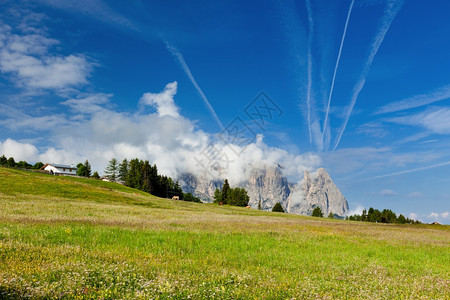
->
[0, 20, 92, 91]
[407, 192, 424, 198]
[428, 212, 439, 219]
[36, 0, 138, 31]
[346, 204, 364, 216]
[408, 212, 418, 220]
[387, 108, 450, 135]
[425, 211, 450, 224]
[375, 84, 450, 115]
[0, 103, 68, 132]
[357, 122, 389, 138]
[63, 93, 112, 115]
[139, 82, 179, 118]
[381, 189, 398, 196]
[8, 82, 320, 183]
[0, 138, 39, 162]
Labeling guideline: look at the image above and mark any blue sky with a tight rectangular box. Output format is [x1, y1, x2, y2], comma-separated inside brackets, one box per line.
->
[0, 0, 449, 223]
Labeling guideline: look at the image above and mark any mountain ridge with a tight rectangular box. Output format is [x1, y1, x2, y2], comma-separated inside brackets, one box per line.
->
[179, 165, 349, 217]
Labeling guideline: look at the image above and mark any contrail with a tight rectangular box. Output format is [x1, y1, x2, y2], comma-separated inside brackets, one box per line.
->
[165, 42, 225, 131]
[322, 0, 355, 147]
[305, 0, 313, 144]
[367, 161, 450, 180]
[333, 0, 404, 151]
[374, 84, 450, 115]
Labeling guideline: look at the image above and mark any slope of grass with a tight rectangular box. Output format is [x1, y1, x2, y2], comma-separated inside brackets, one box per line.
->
[0, 167, 448, 299]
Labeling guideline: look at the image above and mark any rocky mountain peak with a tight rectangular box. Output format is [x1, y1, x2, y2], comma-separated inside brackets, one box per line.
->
[178, 165, 349, 217]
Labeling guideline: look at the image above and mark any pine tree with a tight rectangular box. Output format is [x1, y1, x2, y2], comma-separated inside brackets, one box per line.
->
[118, 159, 129, 182]
[141, 160, 153, 193]
[84, 160, 91, 177]
[328, 211, 334, 219]
[258, 199, 262, 210]
[221, 179, 230, 205]
[272, 202, 285, 213]
[213, 188, 222, 203]
[312, 207, 323, 217]
[92, 171, 100, 179]
[361, 209, 367, 221]
[127, 158, 142, 189]
[104, 158, 118, 181]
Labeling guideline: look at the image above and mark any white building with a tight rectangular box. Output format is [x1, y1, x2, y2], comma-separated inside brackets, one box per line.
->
[41, 163, 77, 176]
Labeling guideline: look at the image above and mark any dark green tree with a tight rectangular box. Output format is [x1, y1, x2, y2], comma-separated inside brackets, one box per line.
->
[127, 158, 142, 189]
[213, 188, 222, 203]
[0, 155, 7, 166]
[118, 159, 129, 182]
[141, 160, 153, 193]
[104, 158, 118, 181]
[170, 181, 183, 199]
[76, 162, 86, 176]
[84, 160, 92, 177]
[33, 162, 44, 169]
[328, 211, 334, 219]
[92, 171, 100, 179]
[226, 187, 249, 207]
[221, 179, 230, 204]
[381, 209, 397, 223]
[17, 161, 31, 169]
[7, 157, 16, 167]
[183, 193, 201, 203]
[76, 160, 91, 177]
[272, 202, 285, 213]
[258, 199, 262, 210]
[397, 214, 406, 224]
[361, 209, 367, 222]
[312, 207, 323, 217]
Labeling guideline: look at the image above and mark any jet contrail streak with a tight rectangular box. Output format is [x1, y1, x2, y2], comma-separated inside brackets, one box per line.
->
[305, 0, 313, 144]
[333, 0, 404, 151]
[367, 161, 450, 180]
[165, 42, 225, 131]
[322, 0, 354, 147]
[374, 84, 450, 115]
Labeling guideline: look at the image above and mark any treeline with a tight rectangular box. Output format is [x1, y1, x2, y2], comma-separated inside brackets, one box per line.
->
[104, 158, 201, 202]
[213, 179, 249, 207]
[346, 207, 420, 224]
[0, 155, 43, 169]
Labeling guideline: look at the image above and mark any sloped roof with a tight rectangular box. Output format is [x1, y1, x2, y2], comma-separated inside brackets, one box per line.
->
[41, 163, 77, 170]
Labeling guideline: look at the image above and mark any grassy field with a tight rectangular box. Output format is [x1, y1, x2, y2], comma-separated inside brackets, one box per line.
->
[0, 167, 448, 299]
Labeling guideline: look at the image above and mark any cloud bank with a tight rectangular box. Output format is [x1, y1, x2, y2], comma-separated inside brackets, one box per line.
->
[1, 82, 320, 186]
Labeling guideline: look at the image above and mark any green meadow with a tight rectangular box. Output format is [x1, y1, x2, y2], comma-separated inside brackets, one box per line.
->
[0, 167, 448, 299]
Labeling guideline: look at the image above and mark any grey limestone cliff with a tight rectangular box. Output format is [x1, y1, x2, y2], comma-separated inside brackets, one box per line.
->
[178, 165, 349, 217]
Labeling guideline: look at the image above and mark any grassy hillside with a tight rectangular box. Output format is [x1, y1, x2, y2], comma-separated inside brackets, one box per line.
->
[0, 167, 448, 299]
